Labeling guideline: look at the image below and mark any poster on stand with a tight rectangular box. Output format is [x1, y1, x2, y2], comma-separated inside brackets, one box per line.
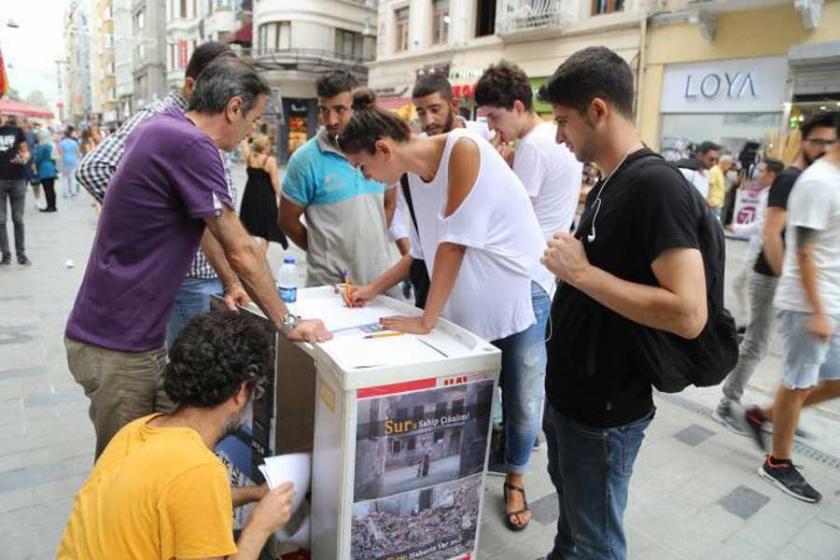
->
[351, 377, 494, 560]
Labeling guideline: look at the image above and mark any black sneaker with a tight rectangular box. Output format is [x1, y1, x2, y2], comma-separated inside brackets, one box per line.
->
[0, 254, 10, 266]
[744, 406, 767, 452]
[758, 456, 822, 503]
[713, 400, 747, 436]
[17, 255, 31, 266]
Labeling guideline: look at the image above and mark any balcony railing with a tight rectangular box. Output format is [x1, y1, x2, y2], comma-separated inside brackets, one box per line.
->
[496, 0, 572, 34]
[254, 47, 374, 65]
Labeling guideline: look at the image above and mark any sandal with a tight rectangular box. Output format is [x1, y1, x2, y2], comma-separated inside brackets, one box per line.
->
[503, 481, 531, 532]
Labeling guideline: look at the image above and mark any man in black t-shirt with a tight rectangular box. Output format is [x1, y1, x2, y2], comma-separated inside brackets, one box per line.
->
[714, 113, 837, 430]
[538, 47, 707, 560]
[0, 115, 31, 266]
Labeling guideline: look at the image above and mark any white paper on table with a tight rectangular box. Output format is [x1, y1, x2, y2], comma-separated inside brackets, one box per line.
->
[319, 335, 446, 369]
[289, 298, 415, 333]
[261, 453, 312, 514]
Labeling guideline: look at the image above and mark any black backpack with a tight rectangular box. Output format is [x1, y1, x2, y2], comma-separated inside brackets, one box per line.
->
[628, 155, 739, 392]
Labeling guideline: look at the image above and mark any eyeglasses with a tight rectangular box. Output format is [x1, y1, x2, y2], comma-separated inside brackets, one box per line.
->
[804, 138, 836, 148]
[248, 378, 268, 401]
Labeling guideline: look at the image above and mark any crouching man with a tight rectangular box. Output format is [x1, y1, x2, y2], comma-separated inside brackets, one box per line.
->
[58, 311, 295, 560]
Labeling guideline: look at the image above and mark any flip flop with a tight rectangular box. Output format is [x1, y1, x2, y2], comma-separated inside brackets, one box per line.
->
[503, 481, 530, 532]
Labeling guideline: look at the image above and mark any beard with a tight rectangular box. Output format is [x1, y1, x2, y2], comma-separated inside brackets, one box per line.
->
[220, 405, 248, 440]
[424, 110, 456, 136]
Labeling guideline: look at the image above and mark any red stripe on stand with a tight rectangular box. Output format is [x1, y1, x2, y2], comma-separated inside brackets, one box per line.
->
[357, 378, 437, 398]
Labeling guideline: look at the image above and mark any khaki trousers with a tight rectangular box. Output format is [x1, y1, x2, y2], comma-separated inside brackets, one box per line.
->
[65, 337, 175, 459]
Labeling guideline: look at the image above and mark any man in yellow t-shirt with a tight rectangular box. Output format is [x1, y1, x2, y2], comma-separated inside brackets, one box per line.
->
[707, 154, 734, 218]
[58, 311, 295, 560]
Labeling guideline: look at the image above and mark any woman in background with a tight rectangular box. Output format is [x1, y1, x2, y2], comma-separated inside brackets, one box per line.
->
[238, 134, 288, 254]
[34, 129, 58, 213]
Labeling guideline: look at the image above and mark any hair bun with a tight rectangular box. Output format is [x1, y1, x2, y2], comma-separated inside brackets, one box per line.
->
[352, 88, 377, 111]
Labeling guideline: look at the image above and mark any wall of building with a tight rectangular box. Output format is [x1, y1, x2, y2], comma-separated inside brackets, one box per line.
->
[133, 0, 168, 107]
[368, 0, 648, 106]
[639, 2, 840, 149]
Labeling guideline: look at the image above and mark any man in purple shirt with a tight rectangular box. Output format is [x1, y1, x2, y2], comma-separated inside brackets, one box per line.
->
[66, 57, 330, 458]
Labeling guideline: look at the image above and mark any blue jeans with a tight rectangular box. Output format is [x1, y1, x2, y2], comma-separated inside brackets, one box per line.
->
[544, 404, 653, 560]
[166, 277, 224, 348]
[492, 282, 550, 474]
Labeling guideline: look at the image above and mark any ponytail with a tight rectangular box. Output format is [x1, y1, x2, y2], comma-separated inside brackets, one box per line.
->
[338, 88, 411, 155]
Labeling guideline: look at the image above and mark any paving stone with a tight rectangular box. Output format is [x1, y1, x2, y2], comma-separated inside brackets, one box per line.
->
[674, 424, 717, 447]
[529, 492, 559, 525]
[0, 462, 73, 493]
[0, 366, 46, 380]
[718, 485, 770, 520]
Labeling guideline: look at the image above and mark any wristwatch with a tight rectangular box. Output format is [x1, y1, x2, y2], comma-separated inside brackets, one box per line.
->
[279, 313, 301, 336]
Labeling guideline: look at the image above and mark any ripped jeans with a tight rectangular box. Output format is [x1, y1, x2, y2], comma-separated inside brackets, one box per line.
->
[492, 282, 550, 474]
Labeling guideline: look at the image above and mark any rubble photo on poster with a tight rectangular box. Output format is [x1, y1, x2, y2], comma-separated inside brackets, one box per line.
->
[354, 379, 493, 501]
[351, 378, 494, 560]
[351, 474, 481, 560]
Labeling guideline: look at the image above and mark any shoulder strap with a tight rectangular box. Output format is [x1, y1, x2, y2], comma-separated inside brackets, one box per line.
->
[400, 174, 420, 237]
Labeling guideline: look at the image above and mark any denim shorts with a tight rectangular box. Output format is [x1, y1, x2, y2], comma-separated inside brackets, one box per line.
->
[778, 310, 840, 390]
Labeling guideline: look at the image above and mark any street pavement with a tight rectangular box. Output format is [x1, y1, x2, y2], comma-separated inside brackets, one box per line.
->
[1, 164, 839, 559]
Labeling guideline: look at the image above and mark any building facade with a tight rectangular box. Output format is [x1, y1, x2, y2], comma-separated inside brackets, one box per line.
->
[252, 0, 378, 163]
[64, 1, 95, 125]
[133, 0, 169, 110]
[368, 0, 649, 118]
[115, 0, 136, 122]
[639, 0, 840, 158]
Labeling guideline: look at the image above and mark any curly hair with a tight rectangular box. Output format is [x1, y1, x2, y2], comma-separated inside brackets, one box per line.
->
[475, 61, 533, 111]
[164, 311, 273, 408]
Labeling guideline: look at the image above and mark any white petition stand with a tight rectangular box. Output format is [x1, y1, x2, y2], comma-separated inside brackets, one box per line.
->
[233, 286, 501, 560]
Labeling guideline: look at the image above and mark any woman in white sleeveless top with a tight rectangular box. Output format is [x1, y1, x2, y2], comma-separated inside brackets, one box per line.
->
[339, 89, 552, 532]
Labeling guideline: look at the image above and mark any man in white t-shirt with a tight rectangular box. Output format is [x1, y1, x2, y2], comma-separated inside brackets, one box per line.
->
[751, 113, 840, 504]
[676, 141, 720, 200]
[475, 62, 583, 240]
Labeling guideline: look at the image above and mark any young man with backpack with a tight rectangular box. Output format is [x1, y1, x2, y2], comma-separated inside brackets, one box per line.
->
[539, 47, 733, 559]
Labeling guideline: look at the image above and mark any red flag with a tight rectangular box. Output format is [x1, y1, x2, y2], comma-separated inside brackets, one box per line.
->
[0, 47, 9, 97]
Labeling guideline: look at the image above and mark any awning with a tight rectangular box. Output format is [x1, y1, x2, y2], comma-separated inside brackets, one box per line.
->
[0, 98, 54, 119]
[231, 23, 252, 46]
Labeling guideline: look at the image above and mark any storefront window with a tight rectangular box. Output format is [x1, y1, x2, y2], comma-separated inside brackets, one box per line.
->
[660, 112, 782, 161]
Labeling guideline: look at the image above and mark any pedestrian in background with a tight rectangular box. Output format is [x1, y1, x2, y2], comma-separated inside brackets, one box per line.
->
[749, 112, 840, 504]
[726, 158, 782, 322]
[714, 113, 837, 431]
[707, 154, 734, 218]
[238, 133, 288, 255]
[677, 141, 721, 200]
[34, 128, 58, 213]
[0, 115, 31, 266]
[59, 126, 80, 199]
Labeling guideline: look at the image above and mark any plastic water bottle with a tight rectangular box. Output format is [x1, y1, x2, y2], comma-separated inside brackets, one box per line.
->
[278, 257, 299, 303]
